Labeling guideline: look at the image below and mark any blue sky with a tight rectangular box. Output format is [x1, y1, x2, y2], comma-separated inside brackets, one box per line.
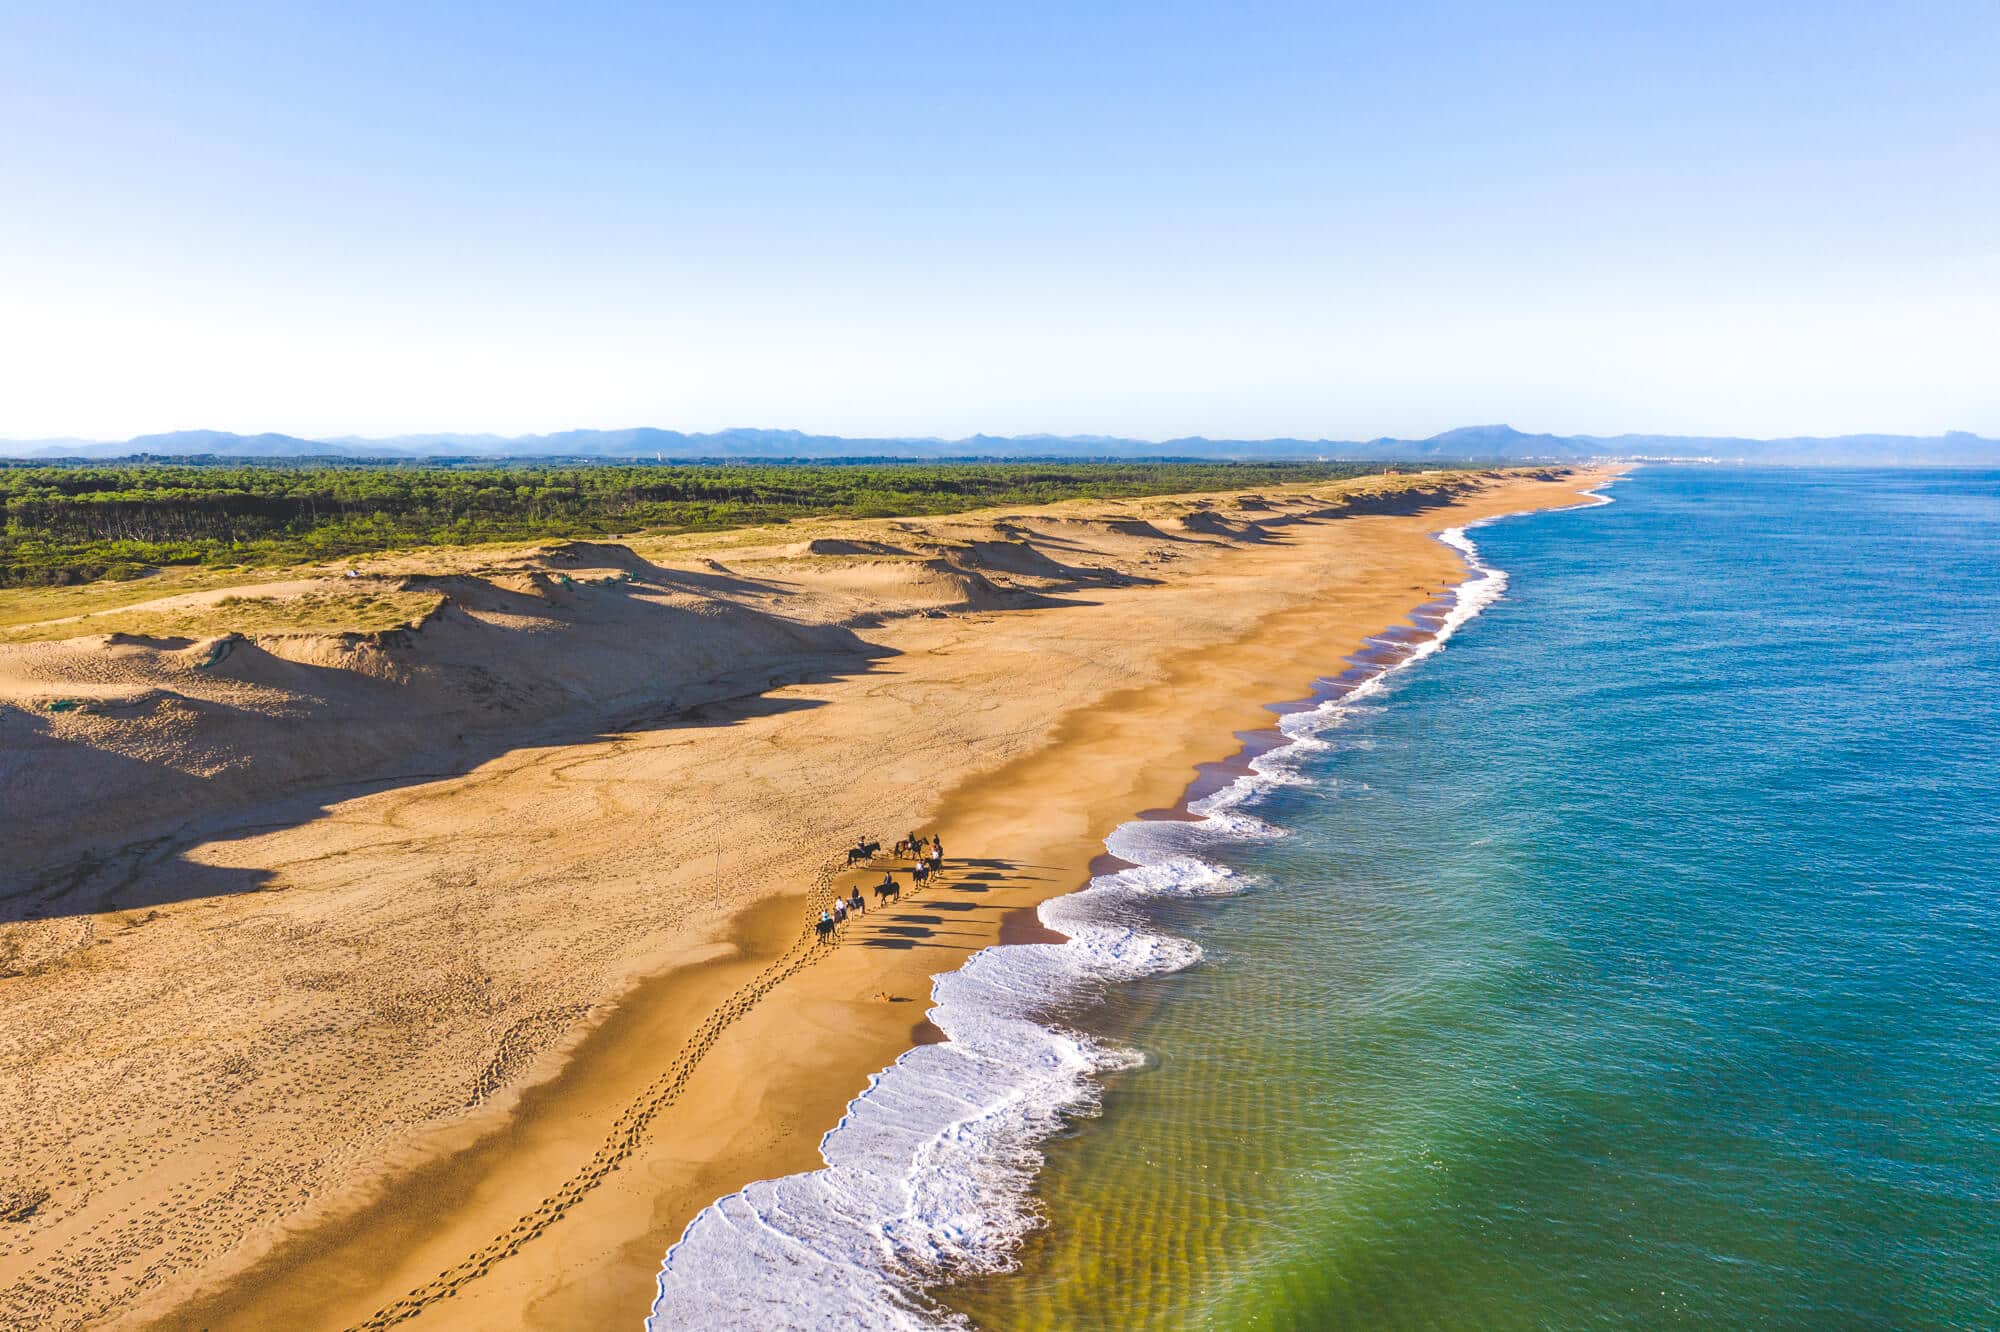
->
[1, 2, 1994, 440]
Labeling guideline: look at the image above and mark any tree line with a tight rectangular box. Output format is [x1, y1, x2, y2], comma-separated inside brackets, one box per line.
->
[1, 459, 1391, 587]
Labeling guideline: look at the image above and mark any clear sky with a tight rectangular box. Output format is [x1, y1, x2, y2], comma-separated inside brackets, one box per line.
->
[2, 2, 1995, 442]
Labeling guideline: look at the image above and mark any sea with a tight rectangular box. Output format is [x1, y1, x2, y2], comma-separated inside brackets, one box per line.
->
[649, 466, 2000, 1330]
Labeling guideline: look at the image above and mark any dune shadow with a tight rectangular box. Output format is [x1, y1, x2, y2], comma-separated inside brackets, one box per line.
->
[531, 540, 800, 601]
[0, 615, 894, 926]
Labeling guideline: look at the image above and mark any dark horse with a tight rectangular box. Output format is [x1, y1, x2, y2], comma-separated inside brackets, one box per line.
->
[846, 839, 881, 866]
[873, 876, 902, 905]
[814, 915, 836, 943]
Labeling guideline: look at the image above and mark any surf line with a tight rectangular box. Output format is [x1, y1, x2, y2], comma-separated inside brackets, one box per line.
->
[644, 520, 1526, 1330]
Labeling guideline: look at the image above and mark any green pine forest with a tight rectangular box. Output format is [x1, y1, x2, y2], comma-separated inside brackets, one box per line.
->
[0, 459, 1395, 588]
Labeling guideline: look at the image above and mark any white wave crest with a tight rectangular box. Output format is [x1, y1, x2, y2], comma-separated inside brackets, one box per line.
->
[646, 854, 1209, 1330]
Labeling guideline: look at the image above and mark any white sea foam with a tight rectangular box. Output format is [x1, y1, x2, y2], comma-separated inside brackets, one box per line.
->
[645, 858, 1208, 1330]
[645, 524, 1513, 1330]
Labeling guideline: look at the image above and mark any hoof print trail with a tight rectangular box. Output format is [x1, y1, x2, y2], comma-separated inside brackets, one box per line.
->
[346, 866, 936, 1329]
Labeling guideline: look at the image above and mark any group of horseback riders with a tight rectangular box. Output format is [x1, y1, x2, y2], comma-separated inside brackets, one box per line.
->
[816, 831, 946, 942]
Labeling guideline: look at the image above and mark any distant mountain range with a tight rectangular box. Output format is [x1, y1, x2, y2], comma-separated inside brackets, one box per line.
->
[2, 423, 1996, 466]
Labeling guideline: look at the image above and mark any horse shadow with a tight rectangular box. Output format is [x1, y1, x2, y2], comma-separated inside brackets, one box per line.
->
[853, 856, 1058, 950]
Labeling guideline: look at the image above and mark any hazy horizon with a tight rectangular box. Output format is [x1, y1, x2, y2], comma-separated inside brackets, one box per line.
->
[4, 421, 1999, 450]
[5, 420, 1998, 470]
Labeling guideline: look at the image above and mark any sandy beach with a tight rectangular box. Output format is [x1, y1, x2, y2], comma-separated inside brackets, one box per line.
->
[0, 466, 1612, 1331]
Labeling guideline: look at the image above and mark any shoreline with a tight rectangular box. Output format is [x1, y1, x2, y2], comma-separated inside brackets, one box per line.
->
[646, 487, 1616, 1322]
[38, 468, 1620, 1332]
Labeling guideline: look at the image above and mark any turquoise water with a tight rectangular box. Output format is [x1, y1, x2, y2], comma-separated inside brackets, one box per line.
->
[944, 468, 2000, 1329]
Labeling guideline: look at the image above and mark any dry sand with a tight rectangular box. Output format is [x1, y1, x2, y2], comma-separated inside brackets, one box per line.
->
[0, 467, 1615, 1330]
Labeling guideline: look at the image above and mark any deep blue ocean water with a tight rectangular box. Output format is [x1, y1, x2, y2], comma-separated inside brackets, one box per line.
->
[944, 467, 2000, 1329]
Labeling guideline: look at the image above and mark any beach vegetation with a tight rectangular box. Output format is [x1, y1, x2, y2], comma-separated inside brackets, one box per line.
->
[0, 459, 1391, 588]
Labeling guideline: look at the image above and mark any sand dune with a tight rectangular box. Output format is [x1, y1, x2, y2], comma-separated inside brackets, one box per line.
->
[0, 467, 1613, 1331]
[1166, 508, 1256, 540]
[2, 557, 864, 907]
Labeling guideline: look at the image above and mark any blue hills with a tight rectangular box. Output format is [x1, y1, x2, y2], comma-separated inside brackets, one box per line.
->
[1, 423, 1995, 465]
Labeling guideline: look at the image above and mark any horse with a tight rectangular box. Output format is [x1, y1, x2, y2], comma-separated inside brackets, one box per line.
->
[912, 861, 931, 887]
[814, 915, 835, 943]
[846, 839, 881, 866]
[848, 888, 865, 915]
[874, 877, 901, 905]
